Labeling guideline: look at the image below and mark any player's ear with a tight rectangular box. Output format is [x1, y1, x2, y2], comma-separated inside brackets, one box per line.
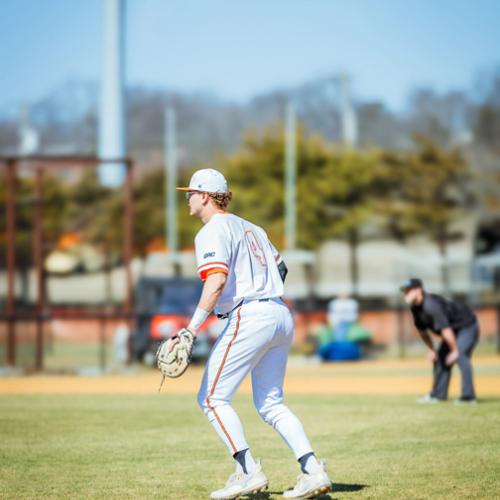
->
[201, 192, 211, 205]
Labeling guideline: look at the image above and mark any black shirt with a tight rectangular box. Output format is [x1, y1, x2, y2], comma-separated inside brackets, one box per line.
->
[410, 293, 476, 335]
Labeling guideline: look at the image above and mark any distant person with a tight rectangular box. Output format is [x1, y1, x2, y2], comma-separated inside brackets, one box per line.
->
[318, 294, 362, 361]
[112, 322, 130, 366]
[400, 278, 479, 404]
[328, 294, 359, 341]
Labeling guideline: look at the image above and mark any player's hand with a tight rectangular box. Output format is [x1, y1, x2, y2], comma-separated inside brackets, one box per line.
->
[445, 350, 459, 366]
[156, 328, 196, 379]
[426, 349, 437, 363]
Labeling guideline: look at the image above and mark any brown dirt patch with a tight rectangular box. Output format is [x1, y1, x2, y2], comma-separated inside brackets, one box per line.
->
[1, 356, 499, 396]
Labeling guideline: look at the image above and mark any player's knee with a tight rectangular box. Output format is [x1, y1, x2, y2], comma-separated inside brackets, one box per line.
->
[197, 390, 209, 413]
[198, 390, 231, 416]
[256, 401, 287, 426]
[256, 406, 273, 425]
[254, 396, 270, 423]
[458, 353, 470, 365]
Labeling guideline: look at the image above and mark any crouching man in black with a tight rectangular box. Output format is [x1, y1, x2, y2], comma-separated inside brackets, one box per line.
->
[400, 278, 479, 404]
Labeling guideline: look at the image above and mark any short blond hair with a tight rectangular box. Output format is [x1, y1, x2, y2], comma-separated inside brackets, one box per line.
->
[208, 191, 232, 209]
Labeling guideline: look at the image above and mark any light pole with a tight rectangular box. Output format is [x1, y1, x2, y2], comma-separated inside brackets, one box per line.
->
[164, 106, 180, 276]
[99, 0, 126, 187]
[285, 102, 297, 251]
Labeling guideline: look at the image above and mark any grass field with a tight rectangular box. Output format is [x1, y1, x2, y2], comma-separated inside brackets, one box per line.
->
[1, 359, 500, 499]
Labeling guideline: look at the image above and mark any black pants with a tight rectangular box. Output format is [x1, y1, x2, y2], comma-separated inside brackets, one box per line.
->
[430, 322, 479, 400]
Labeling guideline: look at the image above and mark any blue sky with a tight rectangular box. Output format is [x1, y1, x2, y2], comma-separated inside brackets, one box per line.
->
[1, 0, 499, 113]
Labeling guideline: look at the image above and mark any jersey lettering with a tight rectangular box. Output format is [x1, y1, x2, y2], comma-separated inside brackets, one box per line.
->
[245, 230, 267, 267]
[195, 214, 284, 314]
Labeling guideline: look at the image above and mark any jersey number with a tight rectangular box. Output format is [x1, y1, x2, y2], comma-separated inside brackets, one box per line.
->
[245, 231, 267, 267]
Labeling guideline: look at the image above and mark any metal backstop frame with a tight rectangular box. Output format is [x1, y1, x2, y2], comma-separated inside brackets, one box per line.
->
[1, 155, 134, 371]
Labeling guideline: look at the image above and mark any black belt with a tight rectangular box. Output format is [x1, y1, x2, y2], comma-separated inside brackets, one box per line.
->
[217, 300, 243, 320]
[216, 298, 270, 319]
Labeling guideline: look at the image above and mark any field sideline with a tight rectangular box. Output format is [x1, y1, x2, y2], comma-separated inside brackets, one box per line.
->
[1, 356, 500, 499]
[1, 355, 499, 396]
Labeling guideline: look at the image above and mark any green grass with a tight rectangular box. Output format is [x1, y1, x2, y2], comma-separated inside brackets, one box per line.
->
[1, 394, 499, 499]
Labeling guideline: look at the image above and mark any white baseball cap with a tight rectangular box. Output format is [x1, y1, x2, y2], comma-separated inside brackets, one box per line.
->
[176, 168, 229, 193]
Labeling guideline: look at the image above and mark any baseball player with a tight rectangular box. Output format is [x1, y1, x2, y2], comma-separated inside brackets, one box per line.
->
[401, 278, 479, 404]
[176, 169, 332, 499]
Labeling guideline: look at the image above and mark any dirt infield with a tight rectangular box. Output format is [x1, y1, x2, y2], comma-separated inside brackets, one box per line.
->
[1, 356, 499, 396]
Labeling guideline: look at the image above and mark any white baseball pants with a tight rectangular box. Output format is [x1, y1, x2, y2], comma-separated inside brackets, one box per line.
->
[197, 298, 313, 459]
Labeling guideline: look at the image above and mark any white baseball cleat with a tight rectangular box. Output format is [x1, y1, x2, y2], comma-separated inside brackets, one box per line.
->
[283, 460, 332, 499]
[416, 394, 440, 404]
[210, 460, 268, 500]
[453, 397, 478, 405]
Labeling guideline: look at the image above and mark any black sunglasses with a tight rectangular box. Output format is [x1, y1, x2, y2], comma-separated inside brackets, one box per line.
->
[185, 190, 204, 200]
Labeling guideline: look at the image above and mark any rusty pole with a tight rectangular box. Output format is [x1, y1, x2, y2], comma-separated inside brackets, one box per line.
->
[5, 159, 16, 366]
[34, 167, 45, 371]
[397, 303, 406, 359]
[124, 160, 134, 362]
[496, 304, 500, 355]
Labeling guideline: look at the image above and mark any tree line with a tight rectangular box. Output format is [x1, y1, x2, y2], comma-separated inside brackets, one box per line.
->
[0, 126, 473, 294]
[3, 66, 500, 167]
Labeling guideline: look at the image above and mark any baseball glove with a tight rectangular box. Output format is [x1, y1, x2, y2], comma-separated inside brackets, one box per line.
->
[156, 328, 195, 379]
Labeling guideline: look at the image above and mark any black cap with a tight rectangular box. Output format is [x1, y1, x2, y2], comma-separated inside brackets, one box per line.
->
[400, 278, 423, 292]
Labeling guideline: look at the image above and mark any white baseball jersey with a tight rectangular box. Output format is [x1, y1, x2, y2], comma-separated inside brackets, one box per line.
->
[194, 213, 315, 465]
[194, 213, 284, 315]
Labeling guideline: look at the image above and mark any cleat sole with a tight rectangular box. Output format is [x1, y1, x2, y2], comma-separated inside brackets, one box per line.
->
[304, 483, 332, 498]
[239, 480, 269, 497]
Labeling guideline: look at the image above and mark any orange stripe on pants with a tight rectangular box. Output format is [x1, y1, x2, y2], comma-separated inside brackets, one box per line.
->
[205, 306, 242, 454]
